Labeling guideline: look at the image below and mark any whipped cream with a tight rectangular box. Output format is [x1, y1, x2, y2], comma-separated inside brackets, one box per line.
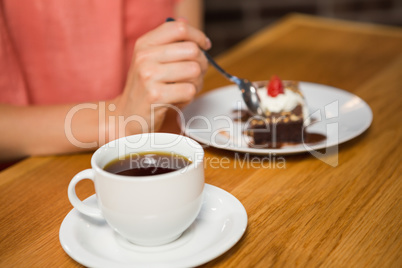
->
[257, 87, 311, 125]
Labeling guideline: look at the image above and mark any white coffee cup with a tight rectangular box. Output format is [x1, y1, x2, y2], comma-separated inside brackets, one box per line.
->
[68, 133, 205, 246]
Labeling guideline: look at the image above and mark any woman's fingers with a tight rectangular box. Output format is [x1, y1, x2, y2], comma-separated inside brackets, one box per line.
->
[150, 82, 197, 104]
[140, 61, 204, 83]
[136, 20, 211, 51]
[121, 20, 210, 126]
[153, 41, 205, 63]
[134, 42, 207, 68]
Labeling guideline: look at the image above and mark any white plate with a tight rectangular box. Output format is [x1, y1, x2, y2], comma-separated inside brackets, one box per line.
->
[179, 82, 373, 155]
[59, 184, 248, 268]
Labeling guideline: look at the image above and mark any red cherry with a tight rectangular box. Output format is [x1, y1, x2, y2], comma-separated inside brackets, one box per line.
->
[267, 75, 284, 97]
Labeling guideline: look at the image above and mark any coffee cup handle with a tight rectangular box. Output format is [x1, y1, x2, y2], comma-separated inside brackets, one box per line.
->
[68, 169, 104, 221]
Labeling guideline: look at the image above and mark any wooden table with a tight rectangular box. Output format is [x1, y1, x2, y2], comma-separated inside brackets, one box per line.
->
[1, 14, 401, 267]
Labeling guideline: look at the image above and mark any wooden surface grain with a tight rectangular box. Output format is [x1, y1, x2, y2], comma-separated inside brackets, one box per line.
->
[0, 14, 401, 267]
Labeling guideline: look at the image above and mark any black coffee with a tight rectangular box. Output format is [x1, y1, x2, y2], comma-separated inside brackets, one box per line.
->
[103, 152, 192, 176]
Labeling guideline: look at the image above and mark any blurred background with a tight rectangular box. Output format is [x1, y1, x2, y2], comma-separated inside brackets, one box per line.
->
[204, 0, 402, 56]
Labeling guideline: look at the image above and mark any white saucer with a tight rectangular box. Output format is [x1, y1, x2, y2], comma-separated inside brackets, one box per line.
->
[59, 184, 248, 268]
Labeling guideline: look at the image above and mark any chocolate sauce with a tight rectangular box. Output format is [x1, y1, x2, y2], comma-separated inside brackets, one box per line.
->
[231, 109, 253, 122]
[303, 132, 326, 144]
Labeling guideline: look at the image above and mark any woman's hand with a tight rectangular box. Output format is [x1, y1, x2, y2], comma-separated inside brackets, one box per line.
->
[113, 20, 210, 136]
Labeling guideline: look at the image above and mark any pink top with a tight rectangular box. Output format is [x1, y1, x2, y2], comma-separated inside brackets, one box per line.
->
[0, 0, 178, 105]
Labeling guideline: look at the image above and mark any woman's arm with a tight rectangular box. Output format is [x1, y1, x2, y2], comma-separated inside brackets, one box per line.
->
[0, 21, 210, 162]
[0, 101, 111, 161]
